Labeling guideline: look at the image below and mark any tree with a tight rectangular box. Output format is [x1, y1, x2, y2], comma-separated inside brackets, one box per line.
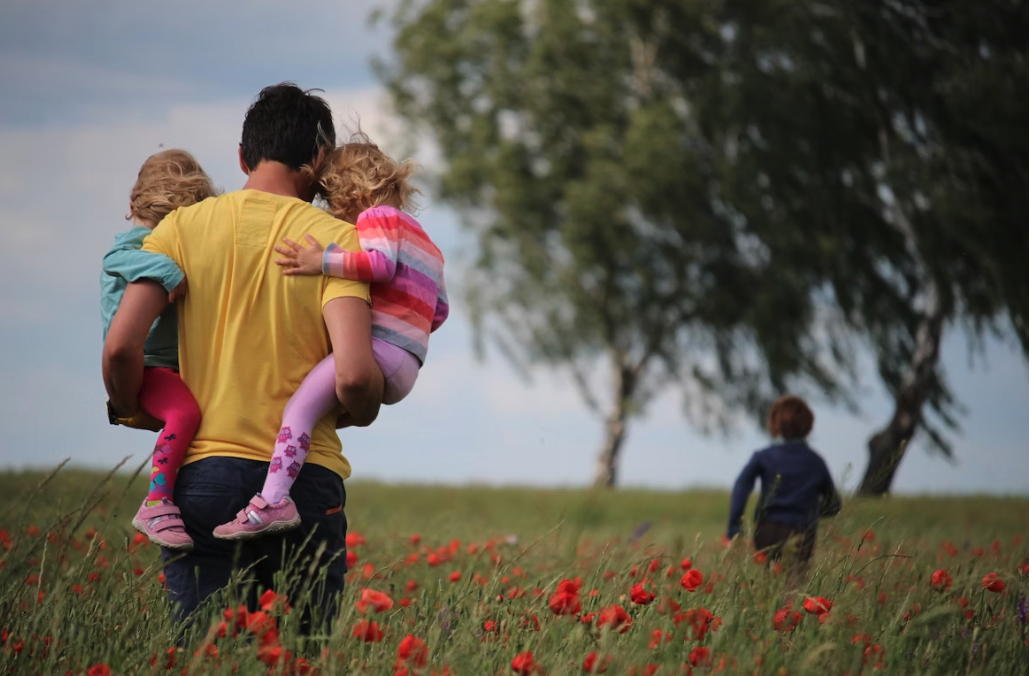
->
[704, 0, 1027, 494]
[377, 0, 1027, 490]
[377, 0, 850, 486]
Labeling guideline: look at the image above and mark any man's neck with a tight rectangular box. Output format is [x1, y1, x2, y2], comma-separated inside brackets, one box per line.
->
[242, 161, 312, 201]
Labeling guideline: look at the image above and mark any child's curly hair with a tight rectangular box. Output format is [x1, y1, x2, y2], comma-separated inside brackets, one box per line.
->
[128, 149, 218, 225]
[311, 132, 419, 220]
[767, 395, 815, 440]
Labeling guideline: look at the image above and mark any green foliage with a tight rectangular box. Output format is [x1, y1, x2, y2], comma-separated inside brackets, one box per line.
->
[0, 468, 1028, 674]
[376, 0, 1027, 473]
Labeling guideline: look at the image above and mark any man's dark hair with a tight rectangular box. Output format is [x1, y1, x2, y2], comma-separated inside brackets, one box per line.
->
[240, 83, 335, 171]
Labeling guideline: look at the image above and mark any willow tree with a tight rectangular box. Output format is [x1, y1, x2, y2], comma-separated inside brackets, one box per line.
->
[377, 0, 1026, 490]
[377, 0, 848, 486]
[707, 0, 1028, 494]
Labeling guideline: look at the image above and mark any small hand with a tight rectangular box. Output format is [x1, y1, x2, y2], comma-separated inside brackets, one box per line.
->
[274, 234, 325, 276]
[168, 278, 188, 304]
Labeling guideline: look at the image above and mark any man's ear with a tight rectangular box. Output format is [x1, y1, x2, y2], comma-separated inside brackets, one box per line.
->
[238, 145, 250, 175]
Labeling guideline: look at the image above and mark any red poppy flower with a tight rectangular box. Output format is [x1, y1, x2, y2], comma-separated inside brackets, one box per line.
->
[680, 569, 703, 592]
[410, 534, 422, 546]
[982, 573, 1005, 593]
[356, 589, 395, 613]
[630, 581, 657, 605]
[346, 551, 359, 568]
[87, 666, 111, 676]
[511, 651, 537, 675]
[673, 607, 715, 641]
[449, 571, 462, 583]
[773, 608, 803, 632]
[427, 553, 442, 567]
[689, 647, 711, 667]
[930, 569, 952, 591]
[596, 604, 632, 633]
[352, 620, 385, 643]
[649, 628, 673, 649]
[259, 589, 290, 612]
[753, 552, 767, 565]
[803, 596, 833, 616]
[584, 652, 612, 674]
[397, 635, 428, 668]
[548, 578, 582, 616]
[346, 533, 366, 548]
[680, 557, 692, 570]
[657, 596, 681, 615]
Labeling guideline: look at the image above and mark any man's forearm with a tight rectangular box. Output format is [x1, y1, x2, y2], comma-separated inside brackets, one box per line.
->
[336, 373, 383, 427]
[102, 280, 168, 417]
[103, 345, 145, 417]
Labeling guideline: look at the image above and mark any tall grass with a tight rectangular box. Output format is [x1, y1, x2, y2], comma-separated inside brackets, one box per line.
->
[0, 467, 1027, 675]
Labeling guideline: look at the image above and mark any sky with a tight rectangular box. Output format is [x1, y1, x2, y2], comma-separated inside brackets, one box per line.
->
[0, 0, 1028, 496]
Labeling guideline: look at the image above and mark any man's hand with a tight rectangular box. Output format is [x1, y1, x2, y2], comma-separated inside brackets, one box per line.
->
[168, 278, 188, 303]
[275, 235, 325, 276]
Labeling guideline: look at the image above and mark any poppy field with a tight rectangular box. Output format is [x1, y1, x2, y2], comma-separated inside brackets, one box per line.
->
[0, 466, 1027, 675]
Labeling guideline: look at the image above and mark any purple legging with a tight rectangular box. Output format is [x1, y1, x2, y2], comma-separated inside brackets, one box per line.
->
[261, 338, 419, 503]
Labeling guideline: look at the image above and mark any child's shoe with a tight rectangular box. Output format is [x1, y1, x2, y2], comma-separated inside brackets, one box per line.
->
[213, 494, 301, 540]
[132, 499, 194, 550]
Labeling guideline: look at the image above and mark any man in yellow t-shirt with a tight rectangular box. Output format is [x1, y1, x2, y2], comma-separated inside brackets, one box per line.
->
[102, 83, 383, 632]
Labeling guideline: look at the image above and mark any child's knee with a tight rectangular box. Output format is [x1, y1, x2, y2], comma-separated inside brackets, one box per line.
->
[172, 401, 202, 435]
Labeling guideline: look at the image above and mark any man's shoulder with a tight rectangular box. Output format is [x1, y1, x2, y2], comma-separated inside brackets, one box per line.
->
[284, 201, 356, 241]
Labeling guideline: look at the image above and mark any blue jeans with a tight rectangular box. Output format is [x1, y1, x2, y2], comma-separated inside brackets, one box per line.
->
[161, 457, 348, 635]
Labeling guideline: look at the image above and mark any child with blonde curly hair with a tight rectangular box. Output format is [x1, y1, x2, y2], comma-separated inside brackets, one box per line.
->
[214, 135, 449, 539]
[101, 149, 217, 550]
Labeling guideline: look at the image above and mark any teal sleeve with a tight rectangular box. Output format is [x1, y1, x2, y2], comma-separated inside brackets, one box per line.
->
[102, 247, 184, 292]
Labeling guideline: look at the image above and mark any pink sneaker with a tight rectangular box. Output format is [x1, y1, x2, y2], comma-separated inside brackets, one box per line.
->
[132, 499, 194, 550]
[213, 494, 301, 540]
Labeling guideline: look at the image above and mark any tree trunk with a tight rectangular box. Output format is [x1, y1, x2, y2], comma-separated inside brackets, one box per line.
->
[857, 284, 946, 496]
[592, 358, 637, 488]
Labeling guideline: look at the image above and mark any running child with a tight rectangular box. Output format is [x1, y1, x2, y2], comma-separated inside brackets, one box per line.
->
[214, 135, 448, 539]
[101, 149, 217, 550]
[726, 395, 842, 583]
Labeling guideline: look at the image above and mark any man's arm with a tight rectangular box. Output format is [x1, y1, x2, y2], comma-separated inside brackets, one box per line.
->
[102, 280, 167, 417]
[322, 297, 383, 427]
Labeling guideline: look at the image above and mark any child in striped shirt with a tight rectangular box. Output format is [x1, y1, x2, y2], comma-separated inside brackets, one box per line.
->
[214, 136, 448, 540]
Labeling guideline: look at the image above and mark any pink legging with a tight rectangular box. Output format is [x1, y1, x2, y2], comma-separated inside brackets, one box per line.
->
[138, 367, 202, 504]
[261, 339, 419, 503]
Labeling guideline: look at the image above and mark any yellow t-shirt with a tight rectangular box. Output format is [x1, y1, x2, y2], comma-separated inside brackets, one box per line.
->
[142, 190, 369, 479]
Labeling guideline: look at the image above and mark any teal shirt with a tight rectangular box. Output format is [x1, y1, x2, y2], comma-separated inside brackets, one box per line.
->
[100, 225, 185, 369]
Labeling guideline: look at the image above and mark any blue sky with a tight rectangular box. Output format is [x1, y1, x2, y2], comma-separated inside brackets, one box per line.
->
[0, 0, 1027, 495]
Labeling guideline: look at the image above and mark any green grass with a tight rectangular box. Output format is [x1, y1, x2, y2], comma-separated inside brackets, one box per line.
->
[0, 466, 1027, 675]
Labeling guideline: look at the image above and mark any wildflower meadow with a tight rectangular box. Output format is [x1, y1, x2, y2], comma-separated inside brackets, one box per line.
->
[0, 464, 1027, 675]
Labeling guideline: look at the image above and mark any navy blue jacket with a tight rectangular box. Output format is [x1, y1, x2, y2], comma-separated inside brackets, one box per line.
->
[727, 439, 841, 538]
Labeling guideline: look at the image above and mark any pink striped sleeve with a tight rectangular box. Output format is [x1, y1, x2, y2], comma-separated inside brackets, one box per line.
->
[321, 208, 403, 282]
